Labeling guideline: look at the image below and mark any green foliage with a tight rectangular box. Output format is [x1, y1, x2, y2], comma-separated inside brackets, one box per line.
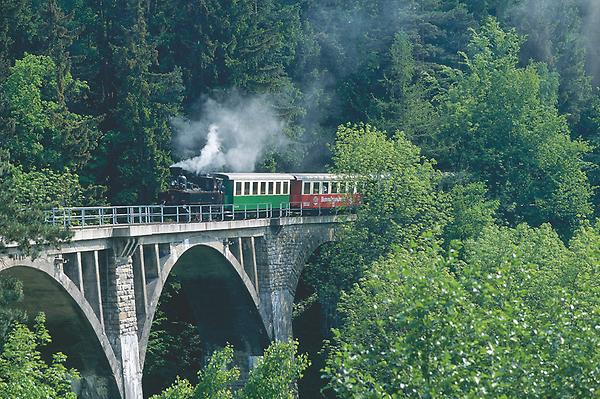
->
[329, 122, 450, 247]
[0, 0, 35, 77]
[506, 0, 594, 128]
[324, 223, 600, 398]
[103, 0, 183, 203]
[370, 32, 440, 154]
[0, 0, 597, 205]
[151, 345, 238, 399]
[0, 53, 100, 172]
[0, 151, 71, 255]
[438, 18, 593, 237]
[151, 341, 308, 399]
[147, 0, 302, 99]
[5, 166, 83, 207]
[151, 378, 194, 399]
[303, 123, 449, 322]
[444, 182, 499, 242]
[304, 0, 475, 128]
[0, 313, 79, 398]
[239, 341, 309, 399]
[0, 277, 24, 346]
[194, 345, 239, 399]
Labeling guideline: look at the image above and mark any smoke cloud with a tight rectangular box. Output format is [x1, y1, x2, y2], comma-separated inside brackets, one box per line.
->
[581, 0, 600, 86]
[172, 94, 289, 174]
[507, 0, 600, 86]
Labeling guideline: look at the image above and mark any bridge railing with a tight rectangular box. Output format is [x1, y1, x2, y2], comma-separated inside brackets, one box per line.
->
[46, 203, 274, 228]
[45, 202, 354, 228]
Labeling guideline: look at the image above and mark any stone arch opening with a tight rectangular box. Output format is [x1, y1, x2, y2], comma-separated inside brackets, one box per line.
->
[142, 244, 270, 397]
[0, 266, 120, 399]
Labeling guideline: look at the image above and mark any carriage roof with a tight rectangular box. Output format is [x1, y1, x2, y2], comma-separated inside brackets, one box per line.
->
[292, 173, 347, 181]
[214, 173, 296, 181]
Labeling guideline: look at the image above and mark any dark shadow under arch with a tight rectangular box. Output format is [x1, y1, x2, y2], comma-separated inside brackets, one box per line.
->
[292, 241, 337, 399]
[170, 245, 269, 350]
[0, 266, 120, 399]
[142, 244, 270, 396]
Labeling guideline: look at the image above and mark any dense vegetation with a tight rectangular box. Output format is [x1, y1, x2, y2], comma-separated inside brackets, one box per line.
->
[1, 0, 600, 397]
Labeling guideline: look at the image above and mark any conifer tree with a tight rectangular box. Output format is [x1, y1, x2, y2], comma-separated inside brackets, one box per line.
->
[104, 0, 183, 203]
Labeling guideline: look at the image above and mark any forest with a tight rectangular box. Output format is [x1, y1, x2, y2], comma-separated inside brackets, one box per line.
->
[0, 0, 599, 397]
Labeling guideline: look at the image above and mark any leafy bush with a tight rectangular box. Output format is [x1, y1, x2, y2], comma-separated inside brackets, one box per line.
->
[0, 314, 79, 398]
[152, 341, 308, 399]
[324, 223, 600, 398]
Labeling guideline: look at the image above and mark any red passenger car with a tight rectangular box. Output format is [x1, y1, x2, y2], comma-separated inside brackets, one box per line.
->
[290, 174, 360, 210]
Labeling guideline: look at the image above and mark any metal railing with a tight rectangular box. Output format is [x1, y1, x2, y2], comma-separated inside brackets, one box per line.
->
[45, 202, 352, 229]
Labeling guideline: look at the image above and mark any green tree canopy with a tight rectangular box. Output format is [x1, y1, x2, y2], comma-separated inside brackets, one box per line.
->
[443, 182, 499, 243]
[102, 0, 184, 203]
[0, 53, 99, 172]
[303, 123, 449, 324]
[0, 314, 78, 398]
[151, 341, 308, 399]
[438, 18, 593, 237]
[325, 223, 600, 398]
[0, 277, 24, 346]
[0, 150, 71, 255]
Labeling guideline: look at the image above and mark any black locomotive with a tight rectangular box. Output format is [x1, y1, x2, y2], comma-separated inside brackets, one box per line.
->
[159, 167, 224, 205]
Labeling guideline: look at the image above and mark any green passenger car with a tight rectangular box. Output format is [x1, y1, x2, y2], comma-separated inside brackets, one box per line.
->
[216, 173, 295, 211]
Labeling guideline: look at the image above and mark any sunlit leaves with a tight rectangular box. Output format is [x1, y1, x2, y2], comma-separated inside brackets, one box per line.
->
[151, 341, 308, 399]
[304, 123, 449, 324]
[324, 224, 600, 398]
[0, 313, 79, 399]
[0, 53, 99, 172]
[438, 18, 593, 237]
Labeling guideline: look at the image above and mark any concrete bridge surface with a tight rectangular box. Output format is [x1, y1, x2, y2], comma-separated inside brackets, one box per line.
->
[0, 213, 351, 398]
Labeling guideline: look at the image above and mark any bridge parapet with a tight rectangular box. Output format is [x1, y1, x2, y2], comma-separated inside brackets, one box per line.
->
[45, 203, 352, 228]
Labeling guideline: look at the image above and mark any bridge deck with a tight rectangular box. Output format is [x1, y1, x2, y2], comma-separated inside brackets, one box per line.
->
[45, 203, 355, 229]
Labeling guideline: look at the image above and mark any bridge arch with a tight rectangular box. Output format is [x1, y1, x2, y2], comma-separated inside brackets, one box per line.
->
[289, 238, 337, 298]
[0, 259, 121, 398]
[139, 241, 270, 393]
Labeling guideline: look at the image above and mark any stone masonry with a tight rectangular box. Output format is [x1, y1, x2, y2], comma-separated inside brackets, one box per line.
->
[104, 249, 143, 399]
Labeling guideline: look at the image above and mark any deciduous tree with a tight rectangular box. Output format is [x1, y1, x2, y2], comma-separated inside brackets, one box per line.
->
[151, 342, 308, 399]
[325, 223, 600, 398]
[303, 123, 449, 325]
[438, 19, 593, 237]
[0, 314, 78, 398]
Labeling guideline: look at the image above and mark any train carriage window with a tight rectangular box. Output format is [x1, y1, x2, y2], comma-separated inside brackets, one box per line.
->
[268, 182, 274, 195]
[313, 182, 321, 194]
[283, 181, 289, 195]
[235, 181, 242, 196]
[303, 182, 311, 195]
[244, 182, 251, 195]
[331, 182, 339, 194]
[260, 181, 267, 195]
[322, 182, 329, 194]
[252, 182, 259, 195]
[275, 181, 282, 195]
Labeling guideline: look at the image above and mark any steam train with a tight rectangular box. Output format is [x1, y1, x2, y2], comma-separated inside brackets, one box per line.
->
[159, 166, 360, 211]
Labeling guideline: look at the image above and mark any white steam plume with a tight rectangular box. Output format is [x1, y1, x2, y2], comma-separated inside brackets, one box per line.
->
[175, 124, 225, 172]
[172, 94, 288, 174]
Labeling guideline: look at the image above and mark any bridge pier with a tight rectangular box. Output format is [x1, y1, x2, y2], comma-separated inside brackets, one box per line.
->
[105, 249, 143, 399]
[270, 289, 295, 341]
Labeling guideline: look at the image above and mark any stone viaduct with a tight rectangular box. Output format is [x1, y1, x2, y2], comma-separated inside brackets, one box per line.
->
[0, 214, 350, 398]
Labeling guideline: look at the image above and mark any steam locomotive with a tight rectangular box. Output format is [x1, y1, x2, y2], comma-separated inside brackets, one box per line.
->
[160, 166, 360, 211]
[159, 167, 224, 205]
